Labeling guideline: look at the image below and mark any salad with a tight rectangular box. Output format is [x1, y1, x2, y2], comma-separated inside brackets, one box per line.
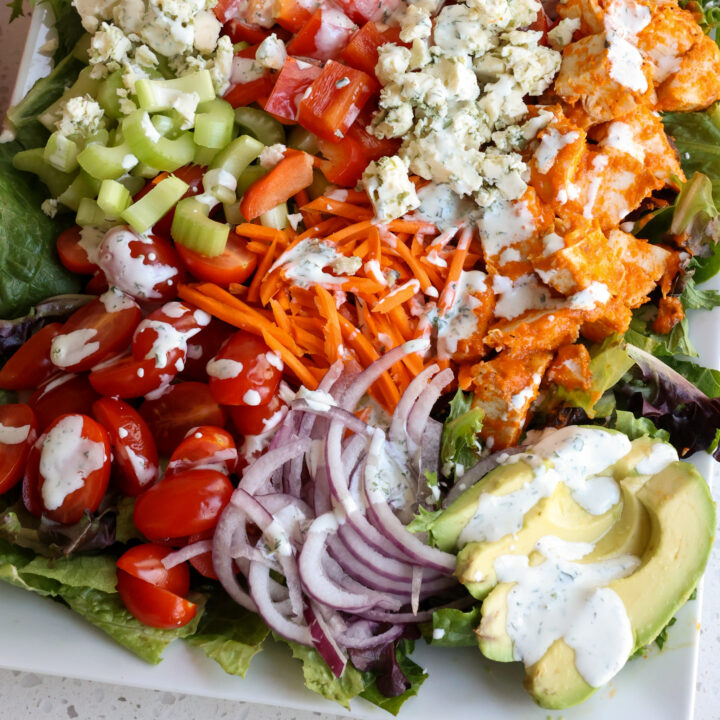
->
[1, 0, 720, 714]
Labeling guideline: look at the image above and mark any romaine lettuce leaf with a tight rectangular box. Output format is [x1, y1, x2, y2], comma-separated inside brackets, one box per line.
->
[607, 410, 670, 443]
[440, 390, 483, 474]
[423, 606, 482, 648]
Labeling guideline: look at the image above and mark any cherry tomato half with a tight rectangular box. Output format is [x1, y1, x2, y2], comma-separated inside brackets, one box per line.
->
[34, 413, 111, 525]
[186, 530, 218, 579]
[139, 382, 227, 455]
[116, 543, 196, 629]
[181, 318, 235, 382]
[0, 323, 63, 391]
[207, 330, 282, 406]
[92, 397, 159, 496]
[56, 225, 100, 275]
[0, 404, 37, 495]
[89, 356, 174, 399]
[97, 227, 186, 302]
[133, 468, 233, 540]
[30, 373, 100, 432]
[165, 425, 238, 478]
[49, 291, 141, 373]
[175, 234, 258, 287]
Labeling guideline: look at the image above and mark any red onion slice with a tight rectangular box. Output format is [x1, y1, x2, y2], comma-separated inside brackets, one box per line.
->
[237, 439, 311, 495]
[161, 540, 214, 569]
[304, 601, 348, 678]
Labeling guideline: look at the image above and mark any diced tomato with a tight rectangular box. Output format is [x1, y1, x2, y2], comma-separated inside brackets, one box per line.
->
[92, 397, 159, 497]
[0, 404, 37, 496]
[341, 21, 387, 78]
[116, 543, 196, 629]
[30, 373, 100, 432]
[274, 0, 313, 33]
[34, 413, 111, 525]
[206, 330, 282, 406]
[298, 60, 377, 143]
[57, 226, 99, 275]
[165, 426, 238, 478]
[286, 9, 357, 62]
[0, 323, 63, 391]
[134, 468, 234, 540]
[332, 0, 385, 26]
[239, 149, 314, 220]
[181, 319, 235, 382]
[264, 57, 322, 123]
[139, 382, 227, 455]
[49, 292, 141, 373]
[176, 233, 258, 286]
[213, 0, 244, 23]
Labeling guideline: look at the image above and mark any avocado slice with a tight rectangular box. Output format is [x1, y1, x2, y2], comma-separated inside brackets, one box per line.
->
[477, 459, 715, 710]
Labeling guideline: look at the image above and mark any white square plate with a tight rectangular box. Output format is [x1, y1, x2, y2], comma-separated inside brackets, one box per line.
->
[2, 7, 717, 719]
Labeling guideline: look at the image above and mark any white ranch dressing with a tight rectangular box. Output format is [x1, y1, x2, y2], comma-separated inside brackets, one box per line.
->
[206, 357, 244, 379]
[269, 238, 362, 288]
[604, 0, 651, 94]
[139, 319, 198, 369]
[78, 226, 105, 265]
[635, 442, 678, 475]
[98, 227, 178, 300]
[458, 427, 629, 547]
[124, 444, 156, 487]
[495, 536, 639, 687]
[0, 422, 31, 445]
[50, 328, 100, 368]
[478, 198, 535, 260]
[600, 122, 645, 162]
[437, 270, 488, 357]
[533, 128, 579, 174]
[99, 287, 138, 313]
[39, 415, 107, 511]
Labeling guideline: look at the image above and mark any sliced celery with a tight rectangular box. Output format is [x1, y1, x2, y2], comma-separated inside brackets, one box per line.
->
[76, 198, 114, 229]
[72, 33, 92, 62]
[13, 148, 75, 197]
[309, 168, 330, 199]
[210, 135, 264, 181]
[131, 162, 161, 178]
[78, 141, 137, 180]
[57, 171, 101, 212]
[195, 98, 235, 149]
[194, 144, 219, 166]
[97, 70, 126, 120]
[122, 110, 196, 172]
[235, 106, 285, 147]
[259, 202, 289, 230]
[121, 175, 189, 233]
[43, 132, 80, 173]
[202, 167, 237, 204]
[223, 165, 268, 225]
[287, 125, 320, 155]
[97, 179, 132, 218]
[116, 174, 147, 196]
[172, 196, 229, 257]
[152, 113, 179, 138]
[222, 200, 245, 226]
[135, 71, 215, 114]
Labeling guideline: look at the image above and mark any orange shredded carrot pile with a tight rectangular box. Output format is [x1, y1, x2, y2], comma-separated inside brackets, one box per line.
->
[178, 189, 471, 411]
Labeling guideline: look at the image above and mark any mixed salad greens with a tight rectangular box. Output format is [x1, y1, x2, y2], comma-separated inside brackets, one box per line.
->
[2, 0, 720, 715]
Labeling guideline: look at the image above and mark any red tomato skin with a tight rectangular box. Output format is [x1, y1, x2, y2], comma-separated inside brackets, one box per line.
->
[85, 272, 110, 295]
[207, 331, 282, 406]
[116, 569, 197, 628]
[0, 404, 37, 495]
[56, 226, 99, 275]
[29, 373, 100, 432]
[139, 382, 227, 455]
[0, 323, 64, 391]
[22, 438, 44, 517]
[165, 425, 238, 478]
[134, 468, 234, 540]
[92, 398, 159, 496]
[181, 319, 235, 382]
[89, 356, 174, 399]
[175, 234, 258, 287]
[36, 413, 112, 525]
[49, 295, 142, 373]
[228, 393, 286, 436]
[264, 57, 322, 122]
[187, 530, 219, 579]
[116, 543, 190, 595]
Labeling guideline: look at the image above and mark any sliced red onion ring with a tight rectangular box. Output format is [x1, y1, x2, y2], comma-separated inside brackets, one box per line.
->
[406, 368, 454, 447]
[338, 621, 405, 650]
[304, 601, 348, 678]
[389, 364, 439, 446]
[237, 439, 311, 495]
[161, 540, 214, 569]
[212, 507, 257, 612]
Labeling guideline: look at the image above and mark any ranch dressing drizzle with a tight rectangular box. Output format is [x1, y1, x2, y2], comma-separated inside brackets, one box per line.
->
[458, 427, 629, 546]
[495, 536, 639, 687]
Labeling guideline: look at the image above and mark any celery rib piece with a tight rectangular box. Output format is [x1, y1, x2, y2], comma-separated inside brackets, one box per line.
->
[76, 197, 114, 229]
[195, 98, 235, 149]
[234, 106, 285, 147]
[209, 134, 264, 181]
[57, 171, 101, 212]
[122, 110, 196, 172]
[13, 148, 75, 197]
[97, 179, 132, 218]
[171, 196, 229, 257]
[260, 203, 289, 230]
[223, 165, 268, 224]
[122, 175, 189, 233]
[77, 141, 137, 180]
[43, 132, 80, 173]
[135, 71, 215, 114]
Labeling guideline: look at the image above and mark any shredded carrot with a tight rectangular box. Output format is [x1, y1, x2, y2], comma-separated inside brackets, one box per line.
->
[326, 220, 374, 245]
[373, 279, 420, 314]
[269, 298, 292, 336]
[260, 329, 318, 389]
[235, 223, 286, 242]
[315, 286, 342, 364]
[438, 227, 472, 315]
[393, 239, 433, 292]
[227, 283, 249, 296]
[387, 219, 436, 235]
[326, 189, 371, 204]
[247, 235, 280, 303]
[301, 197, 374, 221]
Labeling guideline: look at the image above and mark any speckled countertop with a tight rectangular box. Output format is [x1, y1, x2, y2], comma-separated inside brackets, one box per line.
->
[2, 6, 720, 719]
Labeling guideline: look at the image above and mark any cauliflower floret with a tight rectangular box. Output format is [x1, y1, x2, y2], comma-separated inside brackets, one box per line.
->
[363, 156, 420, 222]
[256, 33, 287, 70]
